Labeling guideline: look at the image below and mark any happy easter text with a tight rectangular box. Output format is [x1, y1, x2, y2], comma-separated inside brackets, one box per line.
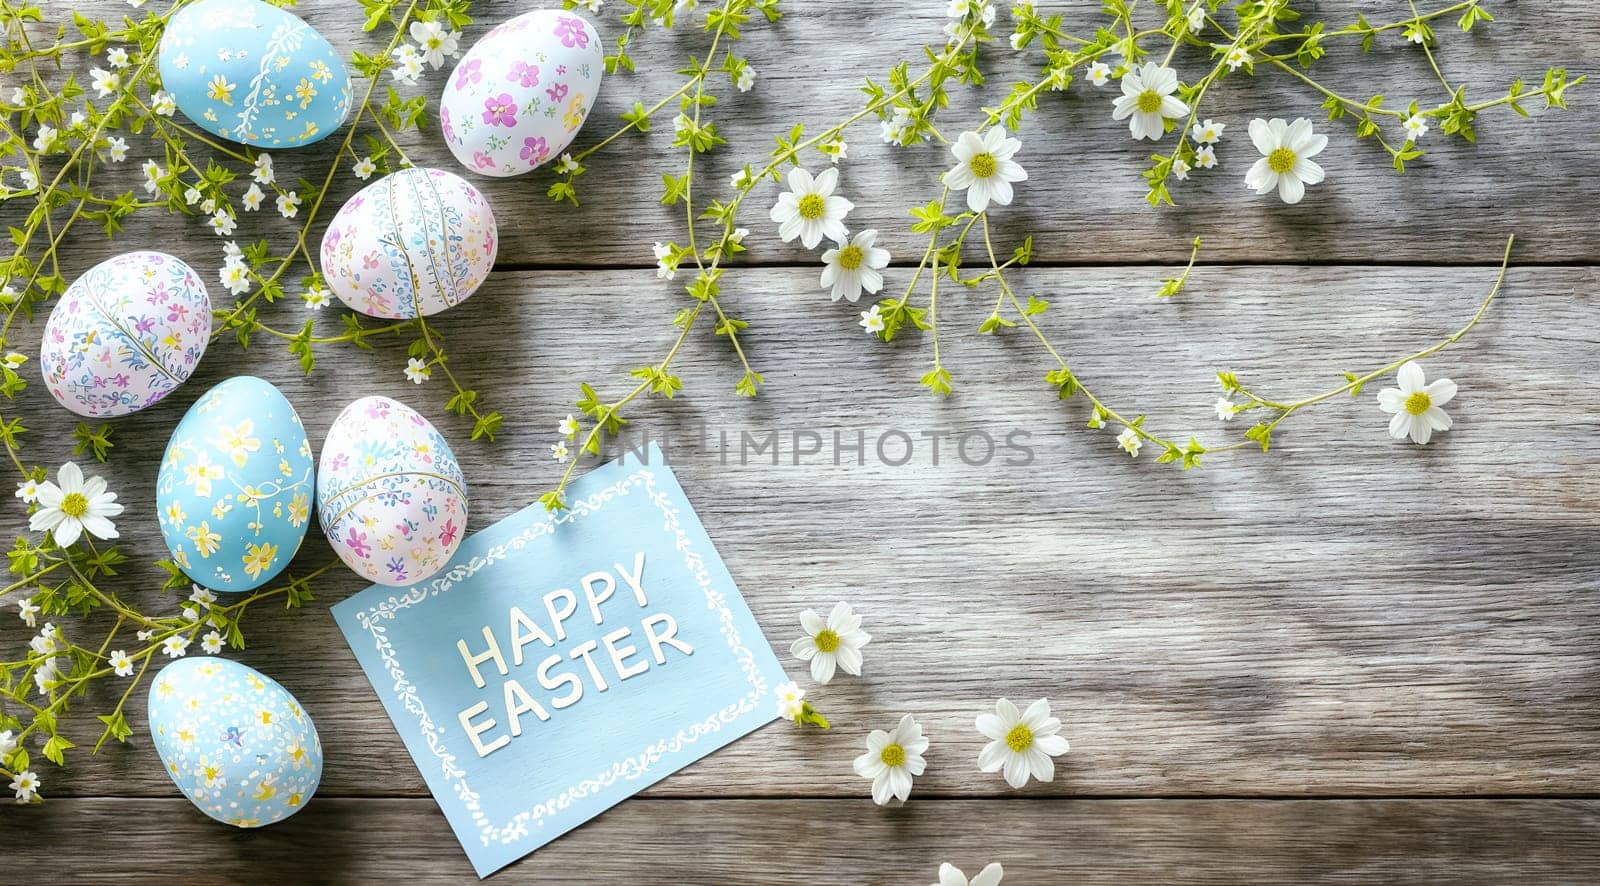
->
[453, 551, 693, 757]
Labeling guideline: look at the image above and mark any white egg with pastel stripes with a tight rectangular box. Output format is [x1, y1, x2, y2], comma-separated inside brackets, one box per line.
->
[148, 656, 322, 828]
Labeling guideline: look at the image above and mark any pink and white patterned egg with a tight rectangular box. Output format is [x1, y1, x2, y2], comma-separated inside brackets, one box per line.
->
[319, 167, 497, 319]
[439, 10, 603, 177]
[40, 251, 211, 417]
[317, 396, 467, 587]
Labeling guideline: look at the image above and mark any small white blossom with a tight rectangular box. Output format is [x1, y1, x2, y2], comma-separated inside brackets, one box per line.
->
[152, 91, 177, 116]
[1403, 114, 1429, 141]
[551, 441, 571, 463]
[210, 210, 237, 236]
[1087, 410, 1107, 430]
[200, 197, 216, 214]
[107, 47, 130, 69]
[241, 183, 264, 211]
[16, 478, 40, 502]
[729, 227, 749, 245]
[1191, 119, 1225, 144]
[0, 730, 15, 756]
[1195, 145, 1217, 169]
[219, 259, 250, 296]
[222, 240, 243, 261]
[653, 241, 677, 280]
[1087, 61, 1111, 86]
[1215, 397, 1238, 421]
[252, 153, 275, 185]
[730, 169, 752, 189]
[409, 20, 460, 69]
[1376, 360, 1456, 445]
[183, 186, 203, 206]
[189, 586, 217, 610]
[201, 631, 224, 655]
[16, 597, 39, 628]
[32, 125, 57, 152]
[391, 47, 425, 85]
[1224, 46, 1251, 70]
[302, 286, 331, 310]
[558, 415, 579, 437]
[556, 153, 580, 174]
[859, 304, 886, 334]
[353, 156, 378, 180]
[853, 714, 928, 806]
[180, 605, 199, 623]
[276, 191, 301, 218]
[108, 649, 134, 677]
[161, 635, 190, 658]
[775, 681, 806, 720]
[1116, 427, 1142, 457]
[404, 358, 431, 384]
[10, 769, 39, 803]
[1172, 157, 1191, 180]
[734, 65, 756, 93]
[1187, 5, 1205, 31]
[105, 137, 128, 162]
[824, 138, 848, 164]
[90, 67, 119, 97]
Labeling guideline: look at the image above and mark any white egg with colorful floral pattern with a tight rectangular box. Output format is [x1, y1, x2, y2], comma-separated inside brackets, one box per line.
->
[318, 396, 467, 587]
[157, 376, 316, 593]
[40, 251, 211, 417]
[439, 10, 603, 177]
[148, 656, 322, 828]
[319, 167, 498, 319]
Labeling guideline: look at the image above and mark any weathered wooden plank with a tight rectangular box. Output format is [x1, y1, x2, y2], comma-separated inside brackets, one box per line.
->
[47, 1, 1600, 268]
[8, 798, 1600, 883]
[5, 264, 1597, 800]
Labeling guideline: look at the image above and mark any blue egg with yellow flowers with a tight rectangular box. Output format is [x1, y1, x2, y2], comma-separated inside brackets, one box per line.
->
[156, 376, 315, 592]
[158, 0, 351, 148]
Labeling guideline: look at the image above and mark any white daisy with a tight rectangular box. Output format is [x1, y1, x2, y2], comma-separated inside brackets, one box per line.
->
[819, 229, 891, 303]
[1376, 360, 1456, 445]
[976, 697, 1070, 788]
[1116, 427, 1142, 457]
[790, 601, 870, 684]
[404, 358, 431, 384]
[108, 649, 134, 677]
[944, 126, 1027, 213]
[769, 167, 853, 249]
[935, 863, 1005, 886]
[28, 462, 123, 548]
[852, 713, 928, 806]
[1191, 119, 1225, 144]
[859, 304, 886, 334]
[1112, 63, 1188, 141]
[1244, 117, 1327, 205]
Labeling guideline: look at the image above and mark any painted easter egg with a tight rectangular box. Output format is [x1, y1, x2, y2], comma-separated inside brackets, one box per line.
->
[148, 656, 322, 828]
[157, 376, 315, 593]
[439, 10, 603, 177]
[318, 396, 467, 587]
[319, 167, 498, 320]
[40, 251, 211, 418]
[158, 0, 352, 148]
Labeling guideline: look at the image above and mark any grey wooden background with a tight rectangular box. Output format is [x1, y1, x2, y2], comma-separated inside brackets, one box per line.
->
[7, 1, 1600, 882]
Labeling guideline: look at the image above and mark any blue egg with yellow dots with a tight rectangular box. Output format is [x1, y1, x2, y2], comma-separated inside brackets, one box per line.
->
[158, 0, 352, 148]
[148, 656, 323, 828]
[156, 376, 315, 593]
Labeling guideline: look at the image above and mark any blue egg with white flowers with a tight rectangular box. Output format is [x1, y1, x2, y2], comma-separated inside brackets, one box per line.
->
[156, 376, 315, 592]
[148, 656, 323, 828]
[158, 0, 352, 148]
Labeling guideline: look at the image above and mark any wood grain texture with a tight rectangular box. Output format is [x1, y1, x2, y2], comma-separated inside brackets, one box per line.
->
[47, 0, 1600, 270]
[9, 1, 1600, 881]
[7, 264, 1598, 801]
[9, 798, 1600, 884]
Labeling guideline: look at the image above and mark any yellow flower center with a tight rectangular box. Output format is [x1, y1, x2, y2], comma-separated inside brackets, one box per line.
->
[60, 492, 88, 518]
[1404, 391, 1431, 415]
[1267, 146, 1297, 174]
[880, 743, 906, 767]
[836, 245, 864, 270]
[1136, 89, 1162, 114]
[797, 193, 826, 220]
[814, 629, 840, 653]
[969, 151, 997, 178]
[1005, 724, 1034, 752]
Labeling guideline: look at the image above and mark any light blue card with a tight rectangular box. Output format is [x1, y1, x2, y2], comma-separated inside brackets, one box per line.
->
[332, 445, 787, 877]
